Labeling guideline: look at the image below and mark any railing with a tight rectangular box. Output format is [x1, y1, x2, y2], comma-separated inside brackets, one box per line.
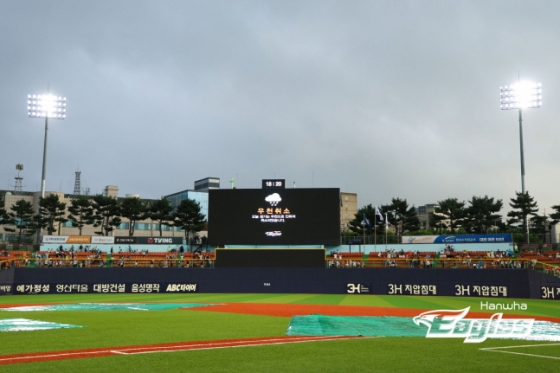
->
[0, 251, 215, 269]
[1, 252, 559, 273]
[0, 257, 214, 269]
[327, 257, 556, 270]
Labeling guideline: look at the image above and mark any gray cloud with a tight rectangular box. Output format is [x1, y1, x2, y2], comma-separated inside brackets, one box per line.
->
[1, 0, 558, 215]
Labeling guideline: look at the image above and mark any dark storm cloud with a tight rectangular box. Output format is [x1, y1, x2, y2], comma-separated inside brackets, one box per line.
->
[1, 1, 558, 215]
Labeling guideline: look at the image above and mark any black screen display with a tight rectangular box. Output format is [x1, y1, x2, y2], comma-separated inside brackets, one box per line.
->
[215, 249, 326, 268]
[208, 188, 340, 246]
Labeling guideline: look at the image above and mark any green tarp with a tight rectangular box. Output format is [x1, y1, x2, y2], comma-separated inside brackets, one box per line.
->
[0, 318, 82, 332]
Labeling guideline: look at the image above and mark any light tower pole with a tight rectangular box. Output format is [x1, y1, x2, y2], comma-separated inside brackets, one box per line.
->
[500, 80, 541, 242]
[28, 93, 67, 242]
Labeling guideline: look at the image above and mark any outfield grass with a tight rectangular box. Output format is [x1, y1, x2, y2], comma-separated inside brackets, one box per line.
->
[1, 294, 559, 372]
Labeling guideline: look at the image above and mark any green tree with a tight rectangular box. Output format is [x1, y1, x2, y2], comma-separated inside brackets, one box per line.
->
[382, 198, 420, 241]
[529, 213, 548, 243]
[149, 198, 173, 237]
[68, 196, 95, 235]
[37, 194, 67, 235]
[172, 199, 206, 245]
[92, 195, 122, 236]
[463, 195, 503, 234]
[431, 198, 466, 233]
[507, 191, 538, 243]
[549, 204, 560, 224]
[348, 204, 380, 235]
[0, 197, 7, 226]
[120, 197, 147, 236]
[3, 199, 37, 244]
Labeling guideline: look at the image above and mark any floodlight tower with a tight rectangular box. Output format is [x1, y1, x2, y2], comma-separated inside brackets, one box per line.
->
[27, 94, 67, 199]
[14, 164, 24, 194]
[500, 81, 542, 193]
[74, 169, 82, 195]
[28, 93, 66, 243]
[500, 80, 541, 243]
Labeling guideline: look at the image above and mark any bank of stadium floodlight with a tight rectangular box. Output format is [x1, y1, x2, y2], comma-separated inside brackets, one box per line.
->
[500, 80, 541, 243]
[28, 93, 66, 244]
[27, 94, 67, 199]
[500, 81, 541, 193]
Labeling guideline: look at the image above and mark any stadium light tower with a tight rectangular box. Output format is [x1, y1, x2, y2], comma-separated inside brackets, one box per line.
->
[27, 94, 67, 199]
[500, 80, 541, 243]
[500, 81, 542, 193]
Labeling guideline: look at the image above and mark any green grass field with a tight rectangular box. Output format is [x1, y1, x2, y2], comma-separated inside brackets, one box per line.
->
[0, 293, 559, 373]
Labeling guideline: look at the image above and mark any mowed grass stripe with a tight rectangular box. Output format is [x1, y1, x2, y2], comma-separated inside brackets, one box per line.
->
[1, 294, 559, 373]
[3, 335, 560, 373]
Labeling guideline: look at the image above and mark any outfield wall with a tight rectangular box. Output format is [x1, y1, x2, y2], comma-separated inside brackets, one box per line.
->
[1, 268, 559, 300]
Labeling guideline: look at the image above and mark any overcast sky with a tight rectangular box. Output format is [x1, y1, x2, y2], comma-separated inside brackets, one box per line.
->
[1, 1, 558, 216]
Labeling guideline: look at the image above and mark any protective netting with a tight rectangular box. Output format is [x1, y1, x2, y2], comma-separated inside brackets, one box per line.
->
[0, 318, 82, 332]
[0, 303, 213, 312]
[286, 315, 425, 337]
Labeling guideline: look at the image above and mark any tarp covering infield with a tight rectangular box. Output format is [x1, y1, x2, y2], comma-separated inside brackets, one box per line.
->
[287, 315, 425, 337]
[285, 315, 560, 341]
[0, 318, 82, 332]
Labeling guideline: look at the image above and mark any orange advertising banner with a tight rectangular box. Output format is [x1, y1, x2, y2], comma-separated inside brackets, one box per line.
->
[66, 236, 91, 244]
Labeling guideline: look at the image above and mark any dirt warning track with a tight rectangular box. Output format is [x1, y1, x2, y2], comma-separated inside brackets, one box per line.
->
[0, 336, 361, 365]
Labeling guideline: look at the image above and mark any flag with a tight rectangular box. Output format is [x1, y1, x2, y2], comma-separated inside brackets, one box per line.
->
[375, 206, 384, 222]
[362, 214, 372, 229]
[385, 213, 390, 230]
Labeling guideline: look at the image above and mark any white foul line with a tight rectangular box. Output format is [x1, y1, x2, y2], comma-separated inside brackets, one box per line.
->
[115, 336, 366, 355]
[0, 336, 367, 363]
[480, 343, 560, 360]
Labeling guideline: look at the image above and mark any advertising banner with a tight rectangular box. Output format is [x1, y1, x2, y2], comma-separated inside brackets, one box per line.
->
[403, 236, 439, 244]
[66, 236, 91, 244]
[115, 237, 138, 244]
[12, 282, 198, 294]
[91, 236, 115, 244]
[42, 236, 69, 244]
[0, 284, 12, 295]
[136, 237, 183, 245]
[402, 234, 512, 244]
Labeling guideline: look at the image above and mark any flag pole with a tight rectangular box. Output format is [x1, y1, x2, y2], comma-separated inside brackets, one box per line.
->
[362, 219, 366, 251]
[374, 210, 377, 252]
[385, 213, 388, 252]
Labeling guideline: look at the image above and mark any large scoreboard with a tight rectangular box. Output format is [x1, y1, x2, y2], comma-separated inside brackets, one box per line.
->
[208, 187, 340, 246]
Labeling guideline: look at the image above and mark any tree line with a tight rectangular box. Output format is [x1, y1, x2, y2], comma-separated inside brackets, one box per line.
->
[348, 192, 560, 244]
[0, 195, 206, 244]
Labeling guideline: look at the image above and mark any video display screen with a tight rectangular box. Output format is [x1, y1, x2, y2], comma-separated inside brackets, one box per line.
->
[208, 188, 340, 246]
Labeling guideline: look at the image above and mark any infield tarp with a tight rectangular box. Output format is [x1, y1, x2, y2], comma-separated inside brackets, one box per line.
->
[286, 315, 425, 337]
[286, 315, 560, 341]
[0, 318, 82, 332]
